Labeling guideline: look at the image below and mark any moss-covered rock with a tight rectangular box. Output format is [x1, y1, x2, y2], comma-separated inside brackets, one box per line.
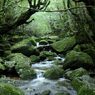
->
[0, 83, 24, 95]
[44, 66, 64, 79]
[30, 55, 40, 64]
[71, 75, 95, 95]
[0, 63, 5, 71]
[5, 53, 36, 80]
[5, 53, 31, 66]
[41, 90, 51, 95]
[84, 48, 95, 62]
[78, 85, 95, 95]
[15, 64, 36, 80]
[65, 68, 88, 80]
[51, 36, 76, 54]
[73, 45, 81, 52]
[11, 37, 37, 56]
[0, 58, 3, 63]
[39, 40, 49, 45]
[9, 35, 23, 44]
[55, 92, 70, 95]
[53, 60, 63, 65]
[40, 51, 57, 60]
[63, 51, 94, 70]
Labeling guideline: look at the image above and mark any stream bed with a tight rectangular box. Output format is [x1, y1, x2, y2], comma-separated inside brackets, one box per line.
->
[18, 57, 77, 95]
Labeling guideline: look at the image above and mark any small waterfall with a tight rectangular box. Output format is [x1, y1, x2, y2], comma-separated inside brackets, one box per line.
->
[36, 42, 49, 48]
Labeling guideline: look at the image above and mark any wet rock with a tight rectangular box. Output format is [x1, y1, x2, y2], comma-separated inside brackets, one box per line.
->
[8, 35, 23, 44]
[0, 63, 5, 71]
[5, 53, 36, 80]
[0, 57, 3, 63]
[39, 40, 49, 45]
[30, 55, 40, 64]
[53, 60, 63, 65]
[44, 66, 64, 79]
[71, 75, 95, 95]
[57, 79, 71, 88]
[41, 90, 51, 95]
[55, 92, 70, 95]
[40, 51, 57, 61]
[51, 36, 76, 54]
[0, 58, 5, 71]
[16, 64, 36, 80]
[78, 85, 95, 95]
[82, 44, 95, 62]
[63, 50, 94, 70]
[65, 68, 88, 80]
[73, 45, 81, 52]
[11, 37, 37, 56]
[0, 83, 24, 95]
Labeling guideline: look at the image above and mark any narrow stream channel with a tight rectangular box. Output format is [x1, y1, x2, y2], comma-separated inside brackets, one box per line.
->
[19, 56, 77, 95]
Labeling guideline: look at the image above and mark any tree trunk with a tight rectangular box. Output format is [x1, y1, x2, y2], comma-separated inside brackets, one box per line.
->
[0, 9, 36, 34]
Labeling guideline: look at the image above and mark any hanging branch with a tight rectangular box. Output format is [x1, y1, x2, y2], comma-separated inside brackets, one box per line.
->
[0, 0, 50, 34]
[17, 5, 95, 12]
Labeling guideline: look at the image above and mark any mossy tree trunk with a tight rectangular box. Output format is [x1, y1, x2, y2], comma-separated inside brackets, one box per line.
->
[68, 0, 95, 45]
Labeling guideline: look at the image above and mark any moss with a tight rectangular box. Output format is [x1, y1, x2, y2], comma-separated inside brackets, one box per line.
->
[6, 53, 31, 66]
[44, 66, 64, 79]
[11, 37, 36, 56]
[0, 58, 3, 63]
[30, 55, 40, 64]
[65, 68, 88, 80]
[51, 36, 76, 54]
[5, 53, 36, 80]
[53, 60, 63, 65]
[55, 92, 70, 95]
[71, 78, 84, 92]
[39, 40, 49, 45]
[16, 64, 36, 80]
[71, 75, 95, 95]
[0, 83, 24, 95]
[63, 50, 94, 70]
[73, 45, 81, 52]
[78, 85, 95, 95]
[0, 63, 5, 71]
[40, 51, 56, 60]
[41, 90, 51, 95]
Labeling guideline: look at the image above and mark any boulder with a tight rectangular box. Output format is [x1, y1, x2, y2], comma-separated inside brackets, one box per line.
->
[39, 40, 49, 45]
[15, 64, 36, 80]
[40, 51, 57, 60]
[8, 35, 23, 45]
[30, 55, 40, 64]
[11, 37, 37, 56]
[63, 51, 94, 70]
[71, 75, 95, 95]
[65, 68, 88, 80]
[0, 83, 24, 95]
[0, 63, 5, 71]
[73, 45, 81, 52]
[51, 36, 76, 54]
[55, 92, 70, 95]
[41, 90, 51, 95]
[78, 85, 95, 95]
[44, 66, 64, 79]
[82, 44, 95, 62]
[5, 53, 36, 80]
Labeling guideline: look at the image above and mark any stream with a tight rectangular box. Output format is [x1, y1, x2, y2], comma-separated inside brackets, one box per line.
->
[0, 42, 77, 95]
[18, 42, 77, 95]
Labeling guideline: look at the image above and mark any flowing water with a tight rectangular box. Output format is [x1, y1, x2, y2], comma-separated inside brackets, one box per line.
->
[19, 57, 77, 95]
[2, 42, 76, 95]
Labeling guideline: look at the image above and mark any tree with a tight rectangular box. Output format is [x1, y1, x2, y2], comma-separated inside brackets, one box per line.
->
[0, 0, 50, 34]
[73, 0, 95, 21]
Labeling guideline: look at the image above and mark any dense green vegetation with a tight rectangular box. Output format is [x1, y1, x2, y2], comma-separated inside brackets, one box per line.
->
[0, 0, 95, 95]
